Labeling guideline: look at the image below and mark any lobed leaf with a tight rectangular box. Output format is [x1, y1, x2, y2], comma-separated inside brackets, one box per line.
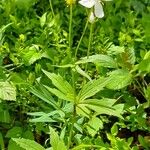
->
[78, 98, 124, 119]
[30, 84, 58, 109]
[42, 70, 74, 95]
[78, 78, 110, 102]
[76, 54, 117, 68]
[12, 138, 45, 150]
[44, 86, 74, 102]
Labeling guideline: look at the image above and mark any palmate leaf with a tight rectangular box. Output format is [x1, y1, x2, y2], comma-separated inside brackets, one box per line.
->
[86, 103, 124, 119]
[50, 127, 67, 150]
[75, 54, 117, 68]
[106, 69, 133, 90]
[77, 98, 124, 119]
[42, 70, 74, 95]
[44, 86, 74, 102]
[83, 98, 117, 107]
[28, 110, 64, 117]
[30, 83, 58, 109]
[28, 110, 65, 123]
[77, 77, 110, 102]
[12, 138, 45, 150]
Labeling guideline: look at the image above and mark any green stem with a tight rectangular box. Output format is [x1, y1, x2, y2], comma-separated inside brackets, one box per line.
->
[67, 68, 77, 149]
[75, 18, 89, 60]
[67, 4, 76, 149]
[67, 104, 76, 149]
[49, 0, 55, 17]
[87, 23, 93, 60]
[68, 4, 73, 59]
[83, 23, 93, 83]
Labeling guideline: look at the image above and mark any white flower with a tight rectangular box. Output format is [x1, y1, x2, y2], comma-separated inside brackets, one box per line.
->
[79, 0, 104, 19]
[79, 0, 95, 8]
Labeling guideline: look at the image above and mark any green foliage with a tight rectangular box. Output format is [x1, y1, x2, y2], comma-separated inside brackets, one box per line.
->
[30, 83, 58, 109]
[49, 127, 67, 150]
[0, 132, 4, 150]
[12, 138, 45, 150]
[77, 98, 124, 118]
[76, 54, 118, 68]
[43, 70, 74, 102]
[0, 81, 16, 101]
[138, 135, 150, 150]
[6, 127, 22, 138]
[86, 116, 103, 137]
[0, 0, 150, 149]
[77, 77, 109, 102]
[106, 69, 132, 90]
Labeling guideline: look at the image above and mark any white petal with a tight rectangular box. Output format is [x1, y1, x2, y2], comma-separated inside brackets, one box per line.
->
[94, 0, 104, 18]
[89, 12, 95, 23]
[79, 0, 95, 8]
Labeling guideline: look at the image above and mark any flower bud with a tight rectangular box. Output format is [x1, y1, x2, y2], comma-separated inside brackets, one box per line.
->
[89, 12, 95, 23]
[65, 0, 76, 5]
